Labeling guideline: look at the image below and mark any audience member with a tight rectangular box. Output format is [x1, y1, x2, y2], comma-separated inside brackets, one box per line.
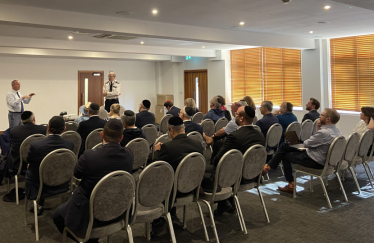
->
[74, 102, 90, 124]
[107, 103, 121, 120]
[179, 106, 203, 135]
[184, 98, 199, 115]
[203, 96, 225, 123]
[53, 119, 134, 241]
[243, 95, 256, 110]
[25, 116, 74, 215]
[217, 95, 232, 121]
[164, 100, 181, 117]
[274, 102, 298, 133]
[120, 110, 147, 147]
[256, 101, 279, 137]
[76, 103, 107, 157]
[354, 107, 374, 136]
[302, 98, 320, 122]
[135, 99, 155, 128]
[263, 108, 342, 193]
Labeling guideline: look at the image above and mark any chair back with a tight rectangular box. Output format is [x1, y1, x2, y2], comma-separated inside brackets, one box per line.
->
[201, 119, 215, 136]
[92, 143, 103, 150]
[98, 108, 108, 120]
[119, 105, 126, 116]
[159, 115, 172, 134]
[37, 149, 76, 201]
[85, 128, 103, 150]
[253, 125, 261, 133]
[312, 118, 320, 135]
[126, 138, 150, 171]
[187, 131, 206, 149]
[253, 116, 258, 125]
[142, 124, 158, 146]
[265, 123, 282, 148]
[344, 133, 360, 165]
[18, 134, 46, 175]
[215, 117, 228, 133]
[61, 131, 81, 157]
[192, 112, 204, 124]
[152, 134, 171, 159]
[241, 145, 267, 181]
[65, 122, 78, 132]
[357, 130, 373, 157]
[300, 119, 314, 142]
[326, 136, 346, 168]
[285, 122, 302, 139]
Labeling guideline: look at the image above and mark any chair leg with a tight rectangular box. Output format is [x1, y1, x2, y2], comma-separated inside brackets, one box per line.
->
[196, 202, 209, 242]
[365, 162, 374, 181]
[349, 166, 361, 194]
[7, 178, 10, 193]
[34, 200, 39, 241]
[126, 225, 134, 243]
[336, 172, 348, 202]
[232, 196, 244, 232]
[15, 175, 19, 205]
[165, 213, 177, 243]
[201, 200, 219, 243]
[266, 174, 270, 180]
[293, 171, 297, 199]
[145, 222, 151, 241]
[318, 177, 332, 209]
[363, 163, 374, 188]
[233, 195, 247, 234]
[24, 197, 28, 226]
[257, 187, 270, 223]
[183, 205, 187, 229]
[280, 162, 284, 175]
[106, 235, 111, 243]
[310, 176, 313, 192]
[63, 228, 68, 243]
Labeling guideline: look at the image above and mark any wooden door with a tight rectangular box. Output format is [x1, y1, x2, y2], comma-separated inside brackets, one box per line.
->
[78, 71, 104, 113]
[184, 70, 208, 114]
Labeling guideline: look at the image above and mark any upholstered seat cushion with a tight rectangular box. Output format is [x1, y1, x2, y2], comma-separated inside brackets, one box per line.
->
[340, 160, 349, 170]
[294, 164, 335, 176]
[135, 204, 164, 223]
[238, 182, 257, 191]
[90, 220, 125, 239]
[199, 187, 232, 202]
[173, 193, 193, 207]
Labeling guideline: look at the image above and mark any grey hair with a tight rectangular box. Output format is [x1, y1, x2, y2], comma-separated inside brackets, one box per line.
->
[211, 96, 222, 109]
[262, 101, 273, 112]
[22, 112, 35, 123]
[236, 100, 248, 107]
[11, 80, 18, 85]
[109, 72, 116, 78]
[167, 123, 185, 134]
[181, 106, 191, 119]
[121, 113, 136, 126]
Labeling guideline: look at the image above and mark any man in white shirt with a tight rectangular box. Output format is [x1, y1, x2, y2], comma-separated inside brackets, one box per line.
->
[102, 72, 121, 112]
[6, 80, 35, 128]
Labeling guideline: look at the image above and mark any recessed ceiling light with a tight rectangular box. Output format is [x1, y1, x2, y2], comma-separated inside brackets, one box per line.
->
[202, 46, 205, 48]
[324, 5, 331, 10]
[309, 31, 313, 34]
[140, 41, 144, 45]
[152, 9, 158, 14]
[239, 22, 245, 26]
[68, 35, 73, 40]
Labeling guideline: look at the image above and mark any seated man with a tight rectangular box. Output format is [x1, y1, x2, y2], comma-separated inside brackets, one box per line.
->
[53, 119, 134, 241]
[274, 102, 298, 133]
[256, 101, 279, 137]
[203, 96, 225, 123]
[164, 100, 180, 117]
[263, 108, 342, 193]
[180, 106, 203, 136]
[120, 110, 147, 147]
[77, 103, 107, 157]
[302, 97, 320, 122]
[135, 99, 155, 128]
[25, 116, 74, 214]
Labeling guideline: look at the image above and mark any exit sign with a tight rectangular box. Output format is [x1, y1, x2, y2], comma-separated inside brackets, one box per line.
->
[186, 56, 192, 60]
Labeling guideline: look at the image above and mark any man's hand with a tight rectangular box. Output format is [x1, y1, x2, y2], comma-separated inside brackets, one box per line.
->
[29, 93, 35, 97]
[27, 164, 29, 169]
[203, 133, 214, 145]
[316, 119, 322, 131]
[154, 142, 163, 151]
[22, 95, 30, 99]
[273, 110, 281, 115]
[103, 92, 107, 96]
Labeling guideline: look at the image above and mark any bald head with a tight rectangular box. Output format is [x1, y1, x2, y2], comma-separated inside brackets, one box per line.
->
[12, 80, 20, 91]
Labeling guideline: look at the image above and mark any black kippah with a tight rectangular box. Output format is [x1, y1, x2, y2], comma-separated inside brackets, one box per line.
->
[49, 116, 65, 130]
[185, 106, 194, 117]
[124, 110, 135, 116]
[244, 106, 255, 118]
[21, 111, 32, 120]
[106, 119, 123, 131]
[168, 116, 183, 126]
[142, 100, 151, 109]
[90, 103, 100, 111]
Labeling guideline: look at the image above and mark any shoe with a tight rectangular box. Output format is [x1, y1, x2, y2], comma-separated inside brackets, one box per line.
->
[29, 204, 44, 216]
[214, 200, 232, 216]
[171, 216, 184, 228]
[151, 218, 166, 237]
[262, 164, 271, 176]
[278, 183, 294, 194]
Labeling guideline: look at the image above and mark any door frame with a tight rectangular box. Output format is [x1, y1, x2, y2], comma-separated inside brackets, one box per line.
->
[184, 69, 208, 113]
[77, 71, 105, 114]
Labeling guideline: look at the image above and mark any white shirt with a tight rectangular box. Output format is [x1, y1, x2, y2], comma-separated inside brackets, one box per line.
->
[6, 89, 31, 112]
[103, 80, 121, 100]
[353, 120, 369, 137]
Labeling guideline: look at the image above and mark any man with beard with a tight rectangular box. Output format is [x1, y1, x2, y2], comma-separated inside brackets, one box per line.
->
[263, 108, 342, 193]
[302, 97, 320, 122]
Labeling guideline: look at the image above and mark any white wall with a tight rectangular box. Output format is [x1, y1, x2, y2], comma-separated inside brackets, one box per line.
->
[0, 56, 156, 130]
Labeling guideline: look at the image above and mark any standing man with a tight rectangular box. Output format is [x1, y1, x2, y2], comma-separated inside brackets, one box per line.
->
[6, 80, 35, 128]
[103, 72, 121, 112]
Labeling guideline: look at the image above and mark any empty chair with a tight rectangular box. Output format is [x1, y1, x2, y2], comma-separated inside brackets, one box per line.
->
[215, 117, 228, 133]
[264, 123, 283, 179]
[312, 118, 320, 135]
[187, 131, 206, 149]
[25, 149, 76, 241]
[126, 138, 150, 179]
[65, 122, 78, 132]
[300, 119, 314, 142]
[159, 114, 173, 135]
[131, 161, 176, 242]
[293, 136, 347, 209]
[98, 107, 108, 120]
[285, 122, 302, 141]
[142, 124, 158, 146]
[352, 130, 374, 188]
[61, 131, 81, 157]
[253, 125, 261, 133]
[63, 171, 135, 243]
[85, 128, 103, 150]
[192, 112, 204, 124]
[253, 116, 258, 125]
[152, 134, 171, 160]
[201, 119, 215, 137]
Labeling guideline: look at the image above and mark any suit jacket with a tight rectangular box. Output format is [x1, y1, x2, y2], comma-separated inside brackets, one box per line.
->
[61, 143, 134, 235]
[184, 121, 204, 136]
[166, 106, 181, 117]
[7, 122, 47, 176]
[76, 116, 107, 157]
[153, 134, 203, 171]
[120, 127, 147, 147]
[302, 110, 320, 122]
[25, 135, 75, 200]
[276, 112, 298, 132]
[135, 110, 155, 128]
[256, 113, 279, 137]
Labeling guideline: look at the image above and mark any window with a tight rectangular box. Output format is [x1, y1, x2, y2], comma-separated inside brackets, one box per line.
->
[330, 34, 374, 112]
[231, 47, 302, 107]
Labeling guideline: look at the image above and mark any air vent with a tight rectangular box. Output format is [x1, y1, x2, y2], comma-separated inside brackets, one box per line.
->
[317, 21, 329, 24]
[92, 34, 137, 40]
[116, 11, 132, 16]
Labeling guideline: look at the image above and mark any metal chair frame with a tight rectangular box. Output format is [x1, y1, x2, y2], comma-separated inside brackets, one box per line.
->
[214, 117, 228, 133]
[192, 112, 204, 124]
[159, 114, 173, 135]
[201, 119, 215, 137]
[61, 131, 82, 158]
[300, 119, 314, 142]
[85, 128, 103, 151]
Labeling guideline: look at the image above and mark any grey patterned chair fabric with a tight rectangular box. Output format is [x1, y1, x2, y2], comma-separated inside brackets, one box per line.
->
[201, 119, 215, 137]
[253, 125, 261, 133]
[253, 116, 258, 125]
[312, 118, 320, 135]
[265, 123, 282, 155]
[159, 114, 172, 135]
[131, 161, 176, 242]
[199, 149, 244, 241]
[152, 134, 171, 160]
[353, 130, 374, 189]
[300, 119, 314, 142]
[192, 112, 204, 124]
[142, 124, 158, 146]
[293, 136, 347, 209]
[26, 149, 76, 241]
[98, 107, 108, 120]
[285, 122, 302, 140]
[215, 117, 228, 133]
[65, 122, 78, 132]
[126, 138, 150, 171]
[61, 131, 81, 157]
[187, 131, 207, 149]
[63, 171, 135, 243]
[85, 128, 104, 150]
[340, 133, 361, 193]
[92, 143, 103, 150]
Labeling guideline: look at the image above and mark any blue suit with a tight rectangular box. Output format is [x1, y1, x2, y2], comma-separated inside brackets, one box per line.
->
[166, 106, 181, 117]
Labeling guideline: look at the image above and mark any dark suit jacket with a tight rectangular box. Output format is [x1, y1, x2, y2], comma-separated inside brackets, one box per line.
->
[120, 127, 147, 147]
[25, 135, 75, 200]
[135, 110, 155, 128]
[61, 143, 134, 235]
[184, 121, 204, 136]
[153, 134, 203, 171]
[302, 110, 320, 122]
[166, 106, 181, 117]
[7, 123, 47, 176]
[276, 112, 298, 132]
[256, 113, 279, 137]
[76, 116, 107, 157]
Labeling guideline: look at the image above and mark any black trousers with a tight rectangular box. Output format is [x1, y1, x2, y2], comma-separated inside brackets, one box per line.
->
[104, 98, 119, 113]
[267, 143, 324, 182]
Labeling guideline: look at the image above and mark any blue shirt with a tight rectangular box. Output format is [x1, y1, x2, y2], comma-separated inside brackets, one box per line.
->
[277, 113, 298, 132]
[203, 108, 225, 123]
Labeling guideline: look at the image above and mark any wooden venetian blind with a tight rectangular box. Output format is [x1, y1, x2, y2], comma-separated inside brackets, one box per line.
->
[331, 34, 374, 111]
[231, 47, 302, 106]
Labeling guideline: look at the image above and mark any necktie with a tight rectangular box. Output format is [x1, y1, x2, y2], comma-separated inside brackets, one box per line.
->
[109, 82, 113, 92]
[17, 92, 24, 113]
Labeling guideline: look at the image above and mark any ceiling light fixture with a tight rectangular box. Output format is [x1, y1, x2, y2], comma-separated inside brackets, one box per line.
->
[140, 41, 144, 45]
[309, 31, 313, 34]
[68, 35, 73, 40]
[324, 5, 331, 10]
[202, 46, 205, 48]
[152, 9, 158, 14]
[239, 22, 245, 26]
